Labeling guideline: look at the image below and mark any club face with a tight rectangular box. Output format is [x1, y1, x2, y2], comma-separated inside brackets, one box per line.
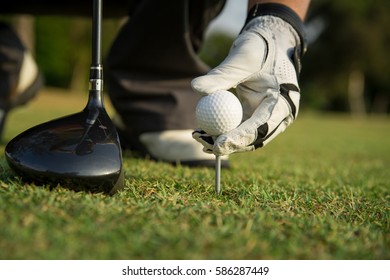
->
[5, 108, 124, 194]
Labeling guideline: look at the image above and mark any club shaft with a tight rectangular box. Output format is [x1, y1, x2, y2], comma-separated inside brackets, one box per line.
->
[215, 155, 221, 195]
[92, 0, 102, 67]
[88, 0, 104, 110]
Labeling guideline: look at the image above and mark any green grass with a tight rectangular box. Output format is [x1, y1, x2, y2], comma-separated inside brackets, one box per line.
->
[0, 89, 389, 259]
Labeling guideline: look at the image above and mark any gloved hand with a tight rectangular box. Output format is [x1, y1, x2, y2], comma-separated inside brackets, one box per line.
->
[192, 4, 306, 156]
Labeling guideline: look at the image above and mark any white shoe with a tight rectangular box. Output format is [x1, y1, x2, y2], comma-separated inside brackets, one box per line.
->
[139, 130, 229, 167]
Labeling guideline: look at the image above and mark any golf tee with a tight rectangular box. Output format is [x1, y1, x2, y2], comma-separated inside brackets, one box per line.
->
[215, 155, 221, 195]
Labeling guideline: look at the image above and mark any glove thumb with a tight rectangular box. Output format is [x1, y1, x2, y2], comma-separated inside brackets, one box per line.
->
[191, 32, 267, 95]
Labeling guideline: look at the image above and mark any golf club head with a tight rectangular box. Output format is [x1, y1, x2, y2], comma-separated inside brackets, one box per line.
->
[4, 0, 124, 194]
[5, 106, 124, 195]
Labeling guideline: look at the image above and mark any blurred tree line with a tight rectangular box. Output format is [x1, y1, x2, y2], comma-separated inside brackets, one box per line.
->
[302, 0, 390, 115]
[4, 0, 389, 114]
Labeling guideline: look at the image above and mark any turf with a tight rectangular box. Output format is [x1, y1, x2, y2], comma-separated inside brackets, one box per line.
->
[0, 89, 389, 259]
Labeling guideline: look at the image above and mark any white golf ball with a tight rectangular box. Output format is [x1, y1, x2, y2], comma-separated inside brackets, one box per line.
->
[195, 90, 243, 136]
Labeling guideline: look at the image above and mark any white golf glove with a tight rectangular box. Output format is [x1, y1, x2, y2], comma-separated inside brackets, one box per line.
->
[192, 4, 307, 156]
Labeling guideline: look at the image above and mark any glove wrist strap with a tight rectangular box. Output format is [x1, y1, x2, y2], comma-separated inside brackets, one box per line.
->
[245, 3, 307, 58]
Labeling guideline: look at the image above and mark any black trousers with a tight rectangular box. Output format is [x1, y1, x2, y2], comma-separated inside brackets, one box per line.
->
[1, 0, 226, 149]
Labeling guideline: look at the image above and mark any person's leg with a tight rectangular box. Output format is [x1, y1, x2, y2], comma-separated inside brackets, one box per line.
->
[106, 0, 226, 165]
[0, 22, 43, 138]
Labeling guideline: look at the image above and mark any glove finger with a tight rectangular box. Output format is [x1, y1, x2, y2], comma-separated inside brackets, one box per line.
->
[213, 122, 257, 156]
[214, 87, 300, 155]
[261, 118, 290, 147]
[214, 135, 255, 156]
[191, 32, 267, 95]
[251, 87, 300, 148]
[192, 129, 214, 154]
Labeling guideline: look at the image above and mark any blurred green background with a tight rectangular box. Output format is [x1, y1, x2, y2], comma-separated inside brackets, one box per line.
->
[1, 0, 389, 115]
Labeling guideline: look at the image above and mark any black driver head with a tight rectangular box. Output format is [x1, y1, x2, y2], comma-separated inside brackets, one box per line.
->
[5, 107, 124, 194]
[5, 0, 124, 194]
